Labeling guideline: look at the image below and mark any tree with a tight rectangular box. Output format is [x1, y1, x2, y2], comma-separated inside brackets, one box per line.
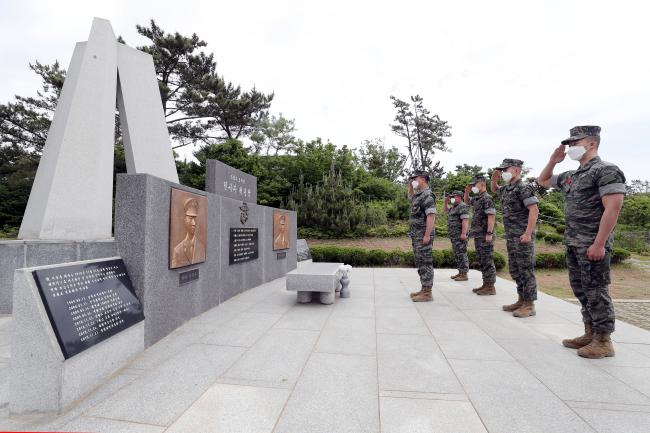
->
[249, 113, 297, 155]
[356, 138, 407, 182]
[627, 179, 650, 194]
[390, 95, 451, 177]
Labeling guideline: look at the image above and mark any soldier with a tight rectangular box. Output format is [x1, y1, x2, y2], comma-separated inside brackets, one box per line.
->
[538, 125, 626, 358]
[443, 191, 469, 281]
[407, 169, 437, 302]
[491, 159, 540, 317]
[464, 175, 497, 295]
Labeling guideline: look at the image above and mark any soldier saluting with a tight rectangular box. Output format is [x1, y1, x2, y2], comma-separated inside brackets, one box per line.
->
[443, 191, 470, 281]
[407, 169, 437, 302]
[538, 126, 626, 358]
[491, 159, 539, 317]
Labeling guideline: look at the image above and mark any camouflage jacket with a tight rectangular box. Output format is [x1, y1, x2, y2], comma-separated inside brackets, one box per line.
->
[409, 187, 437, 238]
[496, 180, 539, 239]
[552, 156, 626, 248]
[469, 191, 497, 238]
[447, 202, 470, 239]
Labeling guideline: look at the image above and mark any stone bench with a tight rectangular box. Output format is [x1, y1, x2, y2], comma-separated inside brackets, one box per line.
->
[286, 262, 350, 304]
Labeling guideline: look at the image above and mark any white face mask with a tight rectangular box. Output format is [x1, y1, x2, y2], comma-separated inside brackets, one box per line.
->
[567, 145, 587, 161]
[450, 198, 456, 204]
[501, 171, 513, 183]
[471, 186, 480, 194]
[411, 180, 419, 190]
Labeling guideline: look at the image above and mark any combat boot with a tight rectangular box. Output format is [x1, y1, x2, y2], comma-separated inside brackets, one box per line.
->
[562, 323, 593, 349]
[513, 301, 536, 317]
[476, 283, 496, 296]
[503, 295, 524, 312]
[409, 288, 422, 298]
[578, 332, 615, 358]
[412, 286, 433, 302]
[472, 282, 485, 293]
[450, 272, 461, 279]
[453, 273, 468, 281]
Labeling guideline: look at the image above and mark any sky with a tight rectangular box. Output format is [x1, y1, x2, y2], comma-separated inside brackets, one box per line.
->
[1, 0, 649, 180]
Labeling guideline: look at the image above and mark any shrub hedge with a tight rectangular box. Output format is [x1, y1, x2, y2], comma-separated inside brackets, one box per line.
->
[310, 246, 631, 270]
[310, 246, 506, 270]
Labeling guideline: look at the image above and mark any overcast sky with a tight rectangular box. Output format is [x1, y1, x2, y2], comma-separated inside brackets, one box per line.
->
[2, 0, 649, 180]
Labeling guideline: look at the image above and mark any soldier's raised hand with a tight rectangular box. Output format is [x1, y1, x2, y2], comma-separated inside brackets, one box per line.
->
[550, 145, 567, 164]
[491, 169, 501, 182]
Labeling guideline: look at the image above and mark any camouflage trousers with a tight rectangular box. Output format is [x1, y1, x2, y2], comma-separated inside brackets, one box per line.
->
[474, 236, 496, 284]
[566, 246, 615, 333]
[450, 237, 469, 273]
[506, 237, 537, 301]
[412, 236, 434, 286]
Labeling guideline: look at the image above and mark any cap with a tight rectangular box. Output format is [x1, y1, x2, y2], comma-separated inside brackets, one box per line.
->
[184, 198, 199, 217]
[451, 190, 464, 197]
[469, 175, 487, 185]
[561, 125, 601, 145]
[496, 158, 524, 170]
[408, 169, 430, 181]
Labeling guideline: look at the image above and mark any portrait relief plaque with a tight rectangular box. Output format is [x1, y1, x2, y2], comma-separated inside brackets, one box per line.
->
[273, 210, 290, 250]
[31, 258, 145, 359]
[169, 188, 208, 269]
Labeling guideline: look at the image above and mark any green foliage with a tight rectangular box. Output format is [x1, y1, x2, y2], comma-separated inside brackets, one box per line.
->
[310, 245, 505, 270]
[544, 233, 563, 244]
[537, 200, 564, 224]
[612, 247, 631, 264]
[536, 253, 567, 269]
[533, 248, 631, 269]
[536, 231, 548, 240]
[356, 138, 407, 182]
[619, 194, 650, 229]
[555, 225, 566, 234]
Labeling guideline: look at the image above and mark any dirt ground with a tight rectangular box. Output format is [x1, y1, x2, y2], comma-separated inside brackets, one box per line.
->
[308, 236, 650, 300]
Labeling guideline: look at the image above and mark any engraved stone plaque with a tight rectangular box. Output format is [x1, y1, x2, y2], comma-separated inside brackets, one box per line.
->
[31, 258, 144, 359]
[229, 228, 259, 265]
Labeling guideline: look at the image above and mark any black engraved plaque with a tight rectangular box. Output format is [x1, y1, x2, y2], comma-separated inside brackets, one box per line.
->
[277, 252, 287, 260]
[32, 258, 145, 359]
[179, 268, 199, 285]
[229, 227, 259, 264]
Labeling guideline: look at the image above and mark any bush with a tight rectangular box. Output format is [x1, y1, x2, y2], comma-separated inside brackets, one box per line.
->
[555, 225, 566, 235]
[536, 231, 548, 240]
[310, 245, 505, 270]
[544, 233, 563, 244]
[611, 247, 631, 264]
[536, 252, 566, 269]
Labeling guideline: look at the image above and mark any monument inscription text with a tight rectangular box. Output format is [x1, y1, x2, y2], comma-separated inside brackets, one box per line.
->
[229, 228, 259, 265]
[32, 258, 144, 359]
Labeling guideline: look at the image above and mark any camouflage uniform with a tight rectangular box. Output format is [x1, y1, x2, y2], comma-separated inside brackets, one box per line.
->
[496, 176, 539, 301]
[470, 191, 497, 284]
[552, 156, 626, 333]
[447, 199, 470, 274]
[409, 187, 437, 287]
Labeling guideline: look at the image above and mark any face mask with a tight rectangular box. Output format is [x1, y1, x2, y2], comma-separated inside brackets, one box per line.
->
[411, 180, 419, 190]
[501, 171, 513, 183]
[471, 186, 479, 194]
[567, 145, 587, 160]
[450, 198, 456, 204]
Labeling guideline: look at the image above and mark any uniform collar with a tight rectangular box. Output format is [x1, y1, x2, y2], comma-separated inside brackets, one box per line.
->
[576, 156, 601, 174]
[413, 186, 430, 197]
[505, 179, 523, 191]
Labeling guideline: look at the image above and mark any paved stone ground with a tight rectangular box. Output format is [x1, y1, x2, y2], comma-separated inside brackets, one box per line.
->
[2, 267, 650, 432]
[566, 300, 650, 331]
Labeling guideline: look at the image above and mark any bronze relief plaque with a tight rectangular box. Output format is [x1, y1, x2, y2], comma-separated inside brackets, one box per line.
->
[273, 210, 290, 251]
[169, 188, 208, 269]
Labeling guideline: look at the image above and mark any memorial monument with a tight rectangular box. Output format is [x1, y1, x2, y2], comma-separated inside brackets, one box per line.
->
[6, 18, 297, 416]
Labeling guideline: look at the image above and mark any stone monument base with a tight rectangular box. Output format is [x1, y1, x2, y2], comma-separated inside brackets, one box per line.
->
[9, 259, 144, 415]
[0, 239, 117, 314]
